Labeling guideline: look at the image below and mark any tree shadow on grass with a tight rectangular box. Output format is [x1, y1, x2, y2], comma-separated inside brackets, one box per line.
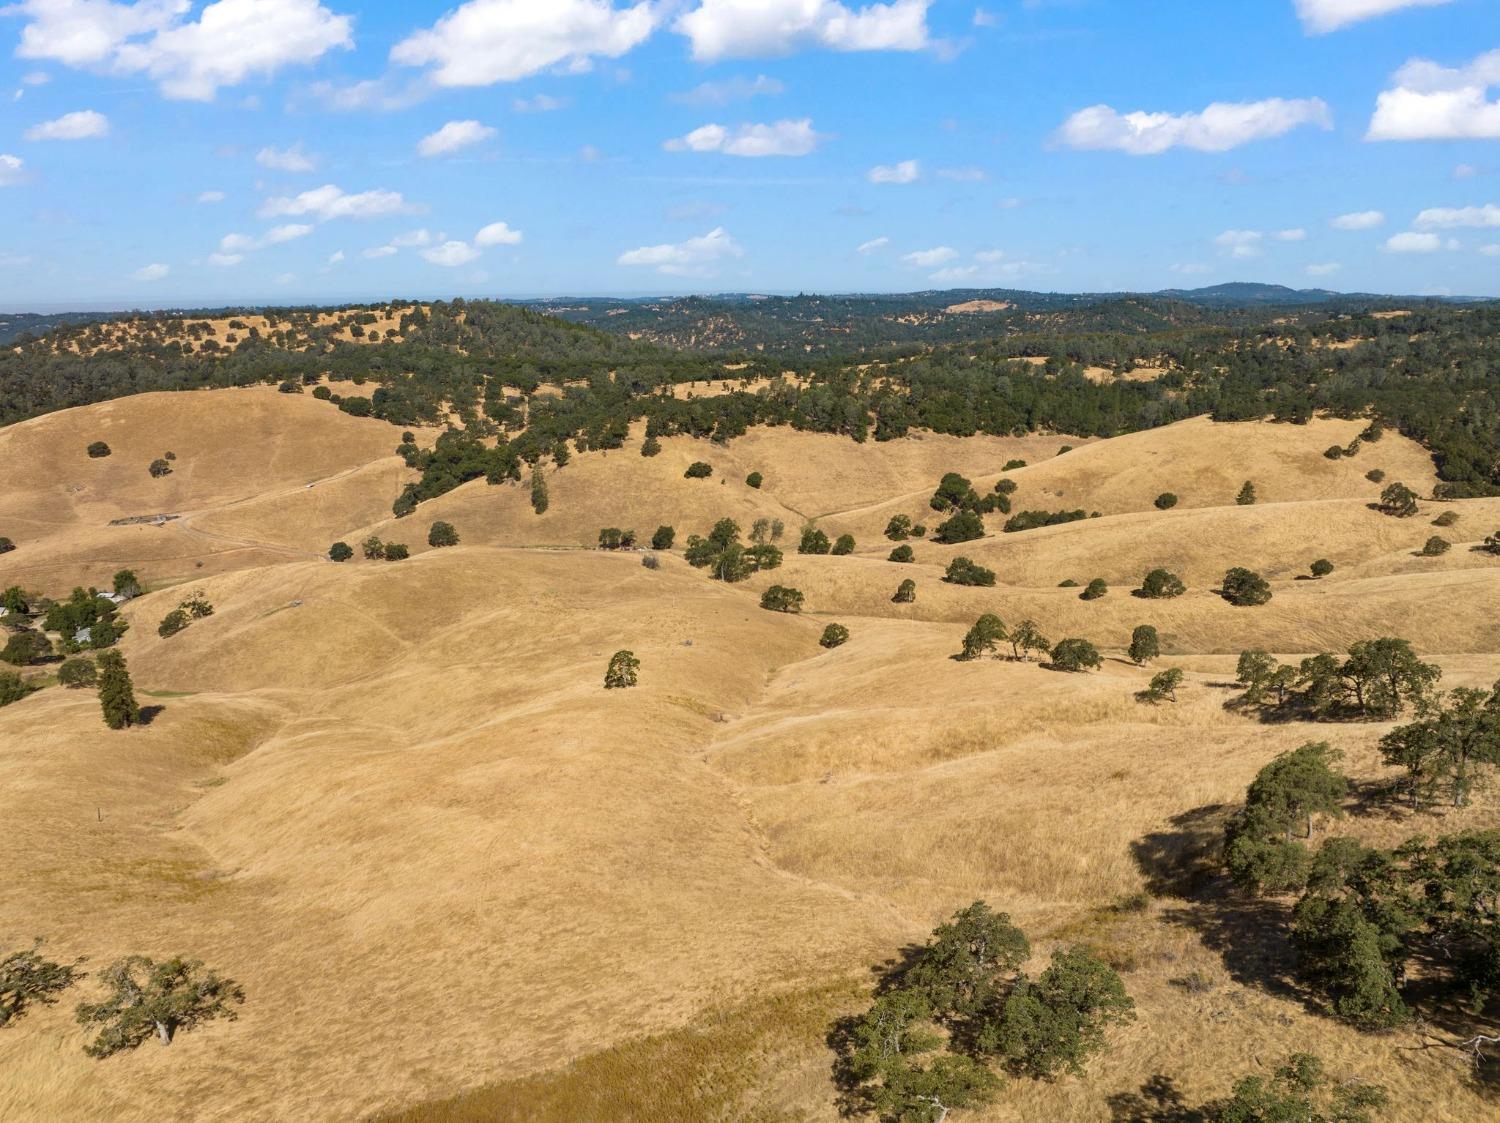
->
[137, 704, 164, 726]
[1107, 1074, 1207, 1123]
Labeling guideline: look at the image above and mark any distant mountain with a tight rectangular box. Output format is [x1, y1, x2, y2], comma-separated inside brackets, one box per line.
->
[0, 311, 115, 345]
[1151, 283, 1374, 307]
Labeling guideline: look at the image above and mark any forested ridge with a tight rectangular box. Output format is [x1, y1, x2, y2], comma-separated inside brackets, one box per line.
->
[5, 294, 1500, 496]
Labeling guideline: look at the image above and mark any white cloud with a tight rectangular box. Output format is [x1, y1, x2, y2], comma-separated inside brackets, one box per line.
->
[665, 118, 821, 157]
[1306, 262, 1342, 276]
[362, 245, 398, 258]
[21, 71, 49, 86]
[902, 246, 957, 267]
[972, 8, 998, 28]
[1214, 229, 1264, 258]
[512, 93, 568, 112]
[1275, 228, 1307, 241]
[0, 155, 25, 186]
[327, 249, 344, 263]
[475, 220, 523, 246]
[617, 226, 743, 275]
[1294, 0, 1452, 34]
[1454, 162, 1481, 180]
[197, 189, 226, 203]
[1056, 97, 1331, 154]
[256, 142, 315, 171]
[25, 109, 109, 140]
[1414, 203, 1500, 229]
[421, 240, 482, 267]
[417, 119, 497, 157]
[275, 272, 295, 284]
[868, 159, 919, 184]
[392, 0, 656, 87]
[217, 224, 312, 258]
[1384, 231, 1450, 252]
[1331, 209, 1385, 230]
[675, 0, 931, 62]
[1368, 50, 1500, 141]
[670, 74, 784, 106]
[132, 262, 168, 281]
[936, 166, 986, 181]
[14, 0, 354, 101]
[1480, 244, 1500, 256]
[303, 77, 428, 112]
[973, 249, 1005, 263]
[208, 252, 243, 266]
[260, 184, 416, 221]
[389, 229, 434, 247]
[856, 236, 889, 253]
[263, 222, 313, 244]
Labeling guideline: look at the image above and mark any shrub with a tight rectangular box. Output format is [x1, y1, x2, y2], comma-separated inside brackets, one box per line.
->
[651, 525, 675, 550]
[819, 624, 850, 649]
[1310, 558, 1334, 578]
[640, 435, 661, 457]
[994, 478, 1018, 495]
[760, 586, 804, 613]
[884, 514, 913, 541]
[1419, 536, 1450, 557]
[745, 471, 763, 489]
[640, 553, 659, 570]
[384, 543, 410, 561]
[1129, 625, 1160, 665]
[329, 541, 353, 562]
[799, 526, 831, 555]
[76, 955, 244, 1056]
[1236, 481, 1257, 505]
[1323, 445, 1344, 460]
[0, 538, 13, 555]
[944, 557, 996, 587]
[935, 511, 985, 544]
[889, 544, 914, 563]
[311, 385, 331, 400]
[58, 658, 96, 688]
[1379, 481, 1419, 517]
[893, 578, 917, 604]
[0, 671, 38, 708]
[1050, 638, 1102, 672]
[86, 441, 111, 458]
[361, 536, 385, 560]
[157, 609, 190, 639]
[911, 524, 927, 537]
[1059, 579, 1080, 588]
[1222, 567, 1272, 606]
[1365, 468, 1385, 483]
[1431, 510, 1459, 528]
[831, 534, 856, 556]
[1154, 492, 1178, 510]
[1003, 459, 1027, 470]
[1080, 577, 1108, 601]
[604, 650, 639, 689]
[1004, 509, 1086, 533]
[427, 521, 459, 548]
[684, 462, 713, 479]
[1138, 568, 1186, 599]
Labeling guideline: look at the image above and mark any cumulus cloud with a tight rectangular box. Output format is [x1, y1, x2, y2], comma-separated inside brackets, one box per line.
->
[1331, 209, 1385, 230]
[1385, 231, 1453, 252]
[512, 93, 568, 112]
[421, 240, 482, 266]
[207, 252, 243, 266]
[25, 109, 109, 140]
[1214, 230, 1264, 258]
[0, 155, 26, 186]
[664, 118, 821, 157]
[327, 250, 344, 263]
[901, 246, 957, 267]
[389, 229, 434, 247]
[216, 223, 313, 261]
[617, 226, 743, 275]
[13, 0, 353, 101]
[362, 245, 398, 258]
[417, 119, 497, 157]
[1057, 98, 1331, 155]
[1368, 50, 1500, 141]
[675, 0, 931, 61]
[868, 159, 919, 184]
[856, 236, 889, 253]
[670, 74, 784, 106]
[256, 143, 315, 171]
[197, 189, 226, 203]
[259, 184, 416, 221]
[132, 262, 168, 281]
[1294, 0, 1452, 33]
[475, 220, 523, 246]
[1275, 228, 1307, 241]
[392, 0, 656, 87]
[1413, 203, 1500, 229]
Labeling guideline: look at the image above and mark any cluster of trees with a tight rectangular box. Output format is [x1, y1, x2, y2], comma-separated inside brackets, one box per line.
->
[1, 941, 242, 1056]
[1234, 639, 1440, 721]
[1003, 509, 1090, 534]
[598, 527, 638, 550]
[944, 557, 997, 587]
[799, 526, 855, 555]
[885, 515, 928, 541]
[833, 903, 1134, 1121]
[957, 615, 1051, 663]
[682, 518, 783, 582]
[360, 537, 409, 562]
[157, 592, 213, 639]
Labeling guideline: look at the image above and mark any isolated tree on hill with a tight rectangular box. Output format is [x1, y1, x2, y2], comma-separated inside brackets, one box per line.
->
[1138, 568, 1186, 599]
[1365, 468, 1385, 483]
[981, 947, 1135, 1079]
[86, 441, 111, 458]
[529, 467, 549, 514]
[831, 534, 856, 556]
[893, 578, 917, 604]
[1, 940, 84, 1027]
[745, 471, 763, 489]
[1324, 445, 1344, 460]
[684, 461, 713, 479]
[384, 543, 410, 561]
[58, 658, 96, 688]
[97, 650, 139, 730]
[651, 525, 675, 550]
[1142, 667, 1183, 704]
[1009, 620, 1049, 662]
[1154, 493, 1178, 510]
[1310, 558, 1334, 578]
[885, 514, 913, 541]
[76, 956, 244, 1056]
[760, 586, 804, 613]
[157, 609, 190, 638]
[428, 521, 459, 548]
[1431, 510, 1459, 528]
[0, 538, 12, 555]
[1236, 481, 1257, 506]
[1379, 482, 1419, 517]
[1222, 567, 1272, 606]
[361, 536, 385, 560]
[328, 541, 353, 562]
[1080, 577, 1108, 601]
[1050, 638, 1102, 673]
[799, 526, 831, 555]
[944, 557, 997, 587]
[148, 459, 172, 478]
[889, 544, 915, 563]
[820, 624, 850, 649]
[604, 650, 640, 689]
[959, 614, 1007, 661]
[1419, 536, 1450, 556]
[1128, 625, 1159, 665]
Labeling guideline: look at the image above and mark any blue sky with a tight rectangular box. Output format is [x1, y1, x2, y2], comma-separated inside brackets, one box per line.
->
[1, 0, 1497, 308]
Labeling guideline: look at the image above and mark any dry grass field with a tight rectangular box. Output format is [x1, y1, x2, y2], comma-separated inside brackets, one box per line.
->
[2, 387, 1498, 1122]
